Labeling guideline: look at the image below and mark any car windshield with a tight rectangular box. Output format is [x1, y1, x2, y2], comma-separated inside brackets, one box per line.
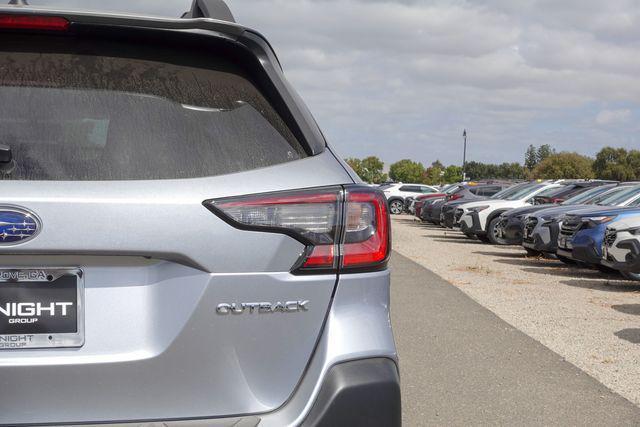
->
[503, 184, 546, 201]
[490, 183, 529, 199]
[562, 186, 614, 205]
[596, 185, 640, 206]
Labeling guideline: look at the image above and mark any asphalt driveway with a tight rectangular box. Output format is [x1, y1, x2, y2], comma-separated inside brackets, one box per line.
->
[390, 252, 640, 426]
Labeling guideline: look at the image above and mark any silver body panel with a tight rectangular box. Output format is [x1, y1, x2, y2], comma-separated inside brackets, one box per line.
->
[0, 151, 394, 424]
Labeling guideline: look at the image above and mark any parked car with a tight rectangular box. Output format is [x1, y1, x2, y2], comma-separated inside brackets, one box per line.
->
[438, 183, 512, 227]
[493, 181, 616, 245]
[557, 185, 640, 267]
[0, 2, 399, 426]
[521, 183, 627, 257]
[423, 182, 511, 225]
[382, 183, 439, 214]
[413, 183, 461, 218]
[602, 215, 640, 280]
[531, 180, 616, 205]
[459, 182, 561, 243]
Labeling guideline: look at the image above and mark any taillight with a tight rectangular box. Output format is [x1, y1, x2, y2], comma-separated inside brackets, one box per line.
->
[203, 185, 390, 274]
[448, 193, 462, 201]
[0, 15, 70, 31]
[341, 190, 389, 269]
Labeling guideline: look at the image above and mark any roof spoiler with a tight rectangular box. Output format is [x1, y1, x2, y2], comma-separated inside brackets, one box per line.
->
[181, 0, 235, 23]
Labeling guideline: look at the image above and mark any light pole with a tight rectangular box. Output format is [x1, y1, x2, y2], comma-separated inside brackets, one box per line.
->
[462, 129, 467, 181]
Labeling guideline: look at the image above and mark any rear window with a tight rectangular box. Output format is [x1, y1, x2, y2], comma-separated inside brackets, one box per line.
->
[0, 36, 306, 180]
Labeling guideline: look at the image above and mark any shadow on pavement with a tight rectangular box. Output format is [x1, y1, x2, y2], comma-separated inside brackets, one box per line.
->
[520, 266, 610, 279]
[611, 304, 640, 316]
[560, 279, 640, 292]
[473, 250, 529, 259]
[615, 328, 640, 344]
[493, 258, 562, 268]
[432, 238, 484, 245]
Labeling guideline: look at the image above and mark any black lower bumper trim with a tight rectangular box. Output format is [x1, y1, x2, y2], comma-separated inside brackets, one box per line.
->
[303, 358, 401, 427]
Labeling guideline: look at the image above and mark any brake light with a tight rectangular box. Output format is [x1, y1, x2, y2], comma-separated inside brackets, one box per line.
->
[448, 193, 462, 201]
[341, 190, 389, 268]
[204, 185, 390, 274]
[0, 15, 69, 31]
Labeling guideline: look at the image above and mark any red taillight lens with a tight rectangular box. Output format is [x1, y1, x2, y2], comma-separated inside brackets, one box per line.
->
[0, 15, 69, 31]
[341, 190, 390, 269]
[448, 193, 462, 201]
[203, 185, 390, 274]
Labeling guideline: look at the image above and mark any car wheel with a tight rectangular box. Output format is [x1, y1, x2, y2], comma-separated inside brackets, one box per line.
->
[621, 271, 640, 281]
[487, 217, 510, 245]
[389, 200, 404, 215]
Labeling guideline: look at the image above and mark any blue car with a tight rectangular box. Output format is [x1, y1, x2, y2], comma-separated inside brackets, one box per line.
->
[558, 207, 640, 266]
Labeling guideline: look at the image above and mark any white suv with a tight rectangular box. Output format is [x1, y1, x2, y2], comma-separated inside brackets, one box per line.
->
[382, 183, 439, 214]
[459, 182, 561, 243]
[602, 214, 640, 280]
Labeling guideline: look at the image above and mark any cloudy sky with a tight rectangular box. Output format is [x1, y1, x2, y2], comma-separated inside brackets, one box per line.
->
[32, 0, 640, 166]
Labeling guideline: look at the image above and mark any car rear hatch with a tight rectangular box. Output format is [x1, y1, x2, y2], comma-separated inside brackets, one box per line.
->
[0, 11, 368, 424]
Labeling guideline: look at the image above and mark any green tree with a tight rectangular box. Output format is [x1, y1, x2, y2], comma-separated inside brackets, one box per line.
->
[423, 166, 443, 185]
[389, 159, 426, 183]
[497, 162, 527, 179]
[532, 152, 594, 179]
[431, 160, 444, 170]
[443, 165, 463, 183]
[345, 157, 364, 179]
[525, 145, 538, 170]
[345, 156, 387, 183]
[360, 156, 387, 183]
[536, 144, 555, 164]
[592, 147, 640, 181]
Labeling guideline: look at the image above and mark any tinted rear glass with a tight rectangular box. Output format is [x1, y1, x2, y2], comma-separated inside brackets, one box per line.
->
[0, 36, 306, 180]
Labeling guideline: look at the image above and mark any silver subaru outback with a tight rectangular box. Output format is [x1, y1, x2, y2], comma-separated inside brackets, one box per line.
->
[0, 1, 399, 426]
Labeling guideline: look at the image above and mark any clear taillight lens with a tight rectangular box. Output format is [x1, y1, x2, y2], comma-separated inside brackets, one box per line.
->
[203, 185, 390, 274]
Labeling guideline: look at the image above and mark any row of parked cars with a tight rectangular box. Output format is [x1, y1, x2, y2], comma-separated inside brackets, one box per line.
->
[395, 180, 640, 281]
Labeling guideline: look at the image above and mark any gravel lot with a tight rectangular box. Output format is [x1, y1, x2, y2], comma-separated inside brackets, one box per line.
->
[392, 214, 640, 407]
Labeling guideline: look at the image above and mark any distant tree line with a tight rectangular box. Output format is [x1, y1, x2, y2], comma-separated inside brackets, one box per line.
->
[345, 146, 640, 185]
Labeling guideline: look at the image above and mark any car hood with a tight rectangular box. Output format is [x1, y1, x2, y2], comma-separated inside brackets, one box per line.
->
[609, 216, 640, 231]
[563, 206, 640, 218]
[446, 196, 489, 208]
[531, 204, 590, 220]
[459, 199, 517, 210]
[504, 204, 555, 219]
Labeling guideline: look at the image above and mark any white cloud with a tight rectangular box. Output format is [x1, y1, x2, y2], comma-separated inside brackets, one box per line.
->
[596, 109, 632, 125]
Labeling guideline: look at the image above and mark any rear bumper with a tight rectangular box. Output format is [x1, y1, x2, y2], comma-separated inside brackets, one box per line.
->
[1, 268, 397, 426]
[302, 358, 400, 427]
[69, 358, 400, 427]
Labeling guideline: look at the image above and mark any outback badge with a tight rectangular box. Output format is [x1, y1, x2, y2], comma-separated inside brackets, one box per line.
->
[217, 300, 309, 315]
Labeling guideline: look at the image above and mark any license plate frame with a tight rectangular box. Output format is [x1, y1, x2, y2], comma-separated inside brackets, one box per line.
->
[0, 268, 84, 350]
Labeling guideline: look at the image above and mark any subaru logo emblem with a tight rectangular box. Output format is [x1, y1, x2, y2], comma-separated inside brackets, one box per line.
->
[0, 207, 40, 244]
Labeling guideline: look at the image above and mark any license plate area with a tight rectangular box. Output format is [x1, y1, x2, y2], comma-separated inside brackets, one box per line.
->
[0, 268, 84, 350]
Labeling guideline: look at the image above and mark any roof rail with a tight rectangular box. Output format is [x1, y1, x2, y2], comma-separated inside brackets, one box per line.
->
[181, 0, 235, 23]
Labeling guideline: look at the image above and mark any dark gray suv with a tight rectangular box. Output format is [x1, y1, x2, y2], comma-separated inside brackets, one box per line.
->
[0, 1, 399, 425]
